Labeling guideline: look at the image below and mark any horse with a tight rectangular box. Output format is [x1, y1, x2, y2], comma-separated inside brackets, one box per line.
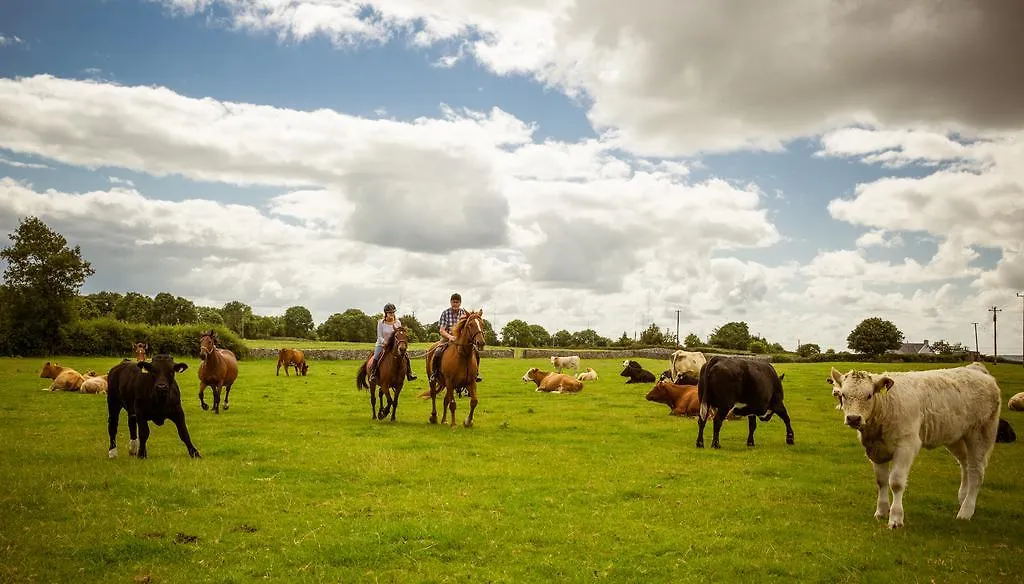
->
[198, 330, 239, 414]
[355, 326, 409, 421]
[133, 342, 148, 361]
[424, 309, 485, 427]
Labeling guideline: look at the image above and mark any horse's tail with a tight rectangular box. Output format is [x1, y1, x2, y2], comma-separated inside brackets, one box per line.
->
[356, 362, 368, 391]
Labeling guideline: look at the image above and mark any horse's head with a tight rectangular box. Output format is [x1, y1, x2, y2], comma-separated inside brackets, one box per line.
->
[133, 342, 148, 362]
[199, 330, 217, 360]
[391, 326, 409, 356]
[459, 309, 486, 352]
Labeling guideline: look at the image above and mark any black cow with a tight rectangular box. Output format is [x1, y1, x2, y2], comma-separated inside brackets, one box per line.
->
[695, 356, 794, 449]
[620, 360, 656, 383]
[660, 369, 699, 385]
[106, 354, 200, 459]
[997, 418, 1016, 443]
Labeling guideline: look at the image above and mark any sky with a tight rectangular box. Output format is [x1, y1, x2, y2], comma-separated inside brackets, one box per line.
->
[1, 0, 1023, 354]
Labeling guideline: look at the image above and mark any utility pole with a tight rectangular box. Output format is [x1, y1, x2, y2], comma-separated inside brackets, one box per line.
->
[1017, 292, 1024, 367]
[989, 306, 1002, 364]
[971, 322, 979, 357]
[675, 310, 680, 347]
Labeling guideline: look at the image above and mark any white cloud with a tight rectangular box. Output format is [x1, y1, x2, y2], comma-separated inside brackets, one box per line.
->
[855, 230, 903, 249]
[0, 156, 50, 170]
[108, 176, 135, 187]
[0, 34, 24, 47]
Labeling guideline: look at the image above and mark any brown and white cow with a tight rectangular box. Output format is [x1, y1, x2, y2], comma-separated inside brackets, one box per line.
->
[276, 348, 309, 376]
[39, 362, 86, 392]
[646, 381, 700, 416]
[81, 371, 108, 395]
[522, 367, 584, 393]
[575, 367, 598, 381]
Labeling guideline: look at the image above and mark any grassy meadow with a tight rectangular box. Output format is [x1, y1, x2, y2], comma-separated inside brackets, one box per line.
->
[1, 355, 1023, 583]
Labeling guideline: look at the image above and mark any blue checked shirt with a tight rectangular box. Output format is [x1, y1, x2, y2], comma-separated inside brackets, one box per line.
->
[439, 307, 468, 335]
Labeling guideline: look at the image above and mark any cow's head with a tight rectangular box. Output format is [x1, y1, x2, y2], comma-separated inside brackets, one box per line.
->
[522, 367, 543, 384]
[138, 354, 189, 395]
[645, 382, 671, 404]
[39, 361, 60, 378]
[300, 361, 309, 376]
[828, 367, 892, 429]
[133, 342, 148, 361]
[659, 370, 674, 382]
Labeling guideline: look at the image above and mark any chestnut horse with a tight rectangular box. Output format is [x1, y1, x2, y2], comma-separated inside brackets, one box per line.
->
[133, 342, 148, 361]
[425, 309, 485, 427]
[355, 326, 409, 421]
[198, 330, 238, 414]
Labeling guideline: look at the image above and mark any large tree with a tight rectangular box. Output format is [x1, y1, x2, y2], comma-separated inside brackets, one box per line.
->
[500, 319, 533, 347]
[283, 305, 315, 338]
[221, 300, 253, 338]
[709, 321, 751, 350]
[847, 317, 904, 356]
[0, 217, 94, 355]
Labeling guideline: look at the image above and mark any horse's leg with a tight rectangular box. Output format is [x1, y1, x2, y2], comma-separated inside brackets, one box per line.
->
[369, 381, 378, 420]
[223, 383, 232, 411]
[199, 382, 209, 411]
[212, 384, 222, 414]
[391, 385, 402, 422]
[446, 384, 458, 428]
[464, 382, 478, 428]
[441, 385, 451, 425]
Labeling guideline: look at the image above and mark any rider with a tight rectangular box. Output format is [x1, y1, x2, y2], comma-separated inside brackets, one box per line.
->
[428, 292, 482, 384]
[367, 303, 417, 385]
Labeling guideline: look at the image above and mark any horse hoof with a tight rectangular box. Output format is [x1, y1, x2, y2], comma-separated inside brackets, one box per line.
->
[429, 416, 437, 424]
[223, 404, 229, 411]
[463, 421, 473, 428]
[108, 447, 118, 459]
[201, 403, 209, 411]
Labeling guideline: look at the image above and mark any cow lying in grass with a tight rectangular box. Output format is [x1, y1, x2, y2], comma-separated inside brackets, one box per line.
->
[522, 367, 584, 393]
[659, 369, 699, 385]
[646, 380, 700, 416]
[575, 367, 598, 381]
[1009, 392, 1024, 411]
[620, 360, 656, 383]
[39, 362, 86, 392]
[81, 371, 108, 395]
[827, 362, 1001, 529]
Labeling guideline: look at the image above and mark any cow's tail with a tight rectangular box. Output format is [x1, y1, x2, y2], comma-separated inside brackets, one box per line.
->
[697, 356, 717, 422]
[356, 362, 368, 391]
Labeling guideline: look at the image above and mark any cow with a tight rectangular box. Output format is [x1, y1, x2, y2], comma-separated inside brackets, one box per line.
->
[997, 419, 1016, 443]
[576, 367, 598, 381]
[646, 381, 701, 417]
[1008, 392, 1024, 412]
[133, 342, 148, 361]
[620, 360, 656, 384]
[659, 369, 699, 385]
[696, 356, 794, 449]
[670, 350, 707, 380]
[549, 355, 580, 376]
[81, 371, 108, 395]
[827, 362, 1001, 528]
[39, 361, 86, 392]
[522, 367, 584, 393]
[276, 348, 309, 376]
[106, 354, 200, 459]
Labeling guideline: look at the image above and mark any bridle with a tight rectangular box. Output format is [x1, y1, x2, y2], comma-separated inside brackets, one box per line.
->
[452, 315, 485, 352]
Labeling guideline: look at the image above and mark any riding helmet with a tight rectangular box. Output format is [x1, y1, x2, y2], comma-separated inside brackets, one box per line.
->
[383, 303, 396, 313]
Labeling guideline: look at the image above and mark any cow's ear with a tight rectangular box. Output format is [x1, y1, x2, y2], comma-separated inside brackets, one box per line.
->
[174, 362, 189, 373]
[143, 344, 148, 350]
[778, 373, 785, 382]
[828, 367, 843, 387]
[873, 375, 894, 394]
[138, 361, 154, 373]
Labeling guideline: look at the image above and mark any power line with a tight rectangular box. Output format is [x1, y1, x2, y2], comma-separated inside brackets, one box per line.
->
[989, 306, 1002, 364]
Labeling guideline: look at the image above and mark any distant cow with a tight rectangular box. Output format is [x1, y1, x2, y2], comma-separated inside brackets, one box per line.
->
[133, 342, 148, 361]
[39, 362, 86, 392]
[620, 360, 656, 384]
[576, 367, 598, 381]
[276, 348, 309, 376]
[550, 355, 580, 376]
[81, 371, 108, 395]
[1008, 392, 1024, 412]
[696, 356, 794, 449]
[670, 350, 707, 380]
[106, 354, 200, 459]
[646, 381, 701, 417]
[827, 363, 1000, 528]
[659, 369, 699, 385]
[522, 367, 584, 393]
[997, 418, 1016, 443]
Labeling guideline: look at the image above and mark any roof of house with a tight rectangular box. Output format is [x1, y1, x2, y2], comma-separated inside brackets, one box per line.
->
[890, 341, 933, 355]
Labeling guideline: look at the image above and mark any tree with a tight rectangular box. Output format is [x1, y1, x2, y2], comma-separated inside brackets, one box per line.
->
[195, 306, 224, 325]
[683, 333, 702, 348]
[797, 343, 821, 358]
[930, 340, 965, 355]
[709, 321, 751, 350]
[482, 318, 499, 345]
[115, 292, 153, 323]
[639, 322, 666, 345]
[0, 216, 95, 355]
[614, 331, 632, 348]
[398, 313, 426, 343]
[748, 340, 767, 354]
[283, 305, 314, 338]
[552, 329, 573, 348]
[82, 291, 122, 317]
[501, 319, 533, 347]
[847, 317, 904, 356]
[570, 329, 604, 348]
[528, 324, 551, 347]
[150, 292, 180, 325]
[221, 301, 253, 337]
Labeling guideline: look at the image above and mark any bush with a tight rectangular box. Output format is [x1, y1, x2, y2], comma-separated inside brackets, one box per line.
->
[59, 319, 249, 359]
[748, 341, 767, 354]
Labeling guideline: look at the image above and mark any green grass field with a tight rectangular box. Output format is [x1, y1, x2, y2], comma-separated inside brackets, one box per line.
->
[2, 356, 1022, 583]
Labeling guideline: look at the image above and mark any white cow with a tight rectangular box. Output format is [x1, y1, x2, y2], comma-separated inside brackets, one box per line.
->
[1008, 391, 1024, 411]
[549, 355, 580, 376]
[575, 367, 598, 381]
[670, 350, 706, 381]
[827, 362, 1001, 529]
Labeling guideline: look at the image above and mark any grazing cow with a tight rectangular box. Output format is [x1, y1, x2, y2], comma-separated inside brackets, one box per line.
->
[827, 363, 1001, 528]
[646, 381, 701, 417]
[133, 342, 148, 361]
[576, 367, 598, 381]
[81, 371, 108, 395]
[522, 367, 584, 393]
[620, 360, 656, 384]
[276, 348, 309, 376]
[39, 362, 86, 392]
[198, 330, 239, 414]
[696, 356, 794, 449]
[106, 354, 200, 459]
[670, 350, 707, 380]
[997, 419, 1016, 443]
[1008, 392, 1024, 412]
[550, 355, 581, 376]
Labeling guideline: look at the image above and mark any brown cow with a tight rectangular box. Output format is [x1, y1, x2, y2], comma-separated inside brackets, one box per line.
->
[198, 330, 239, 414]
[133, 342, 148, 361]
[276, 348, 308, 376]
[81, 371, 109, 395]
[521, 367, 584, 393]
[646, 380, 700, 416]
[39, 362, 86, 392]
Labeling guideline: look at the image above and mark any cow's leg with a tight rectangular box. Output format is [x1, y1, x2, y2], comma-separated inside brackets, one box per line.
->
[276, 362, 281, 376]
[746, 415, 757, 447]
[127, 410, 140, 456]
[773, 402, 795, 445]
[464, 382, 478, 428]
[872, 461, 891, 520]
[947, 439, 970, 506]
[107, 398, 121, 458]
[711, 414, 725, 449]
[137, 420, 151, 459]
[212, 384, 222, 414]
[958, 427, 996, 521]
[886, 443, 921, 528]
[170, 411, 201, 458]
[696, 412, 708, 448]
[223, 383, 232, 411]
[199, 382, 209, 411]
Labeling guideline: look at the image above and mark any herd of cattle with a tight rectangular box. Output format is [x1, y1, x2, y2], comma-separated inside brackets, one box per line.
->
[35, 341, 1024, 528]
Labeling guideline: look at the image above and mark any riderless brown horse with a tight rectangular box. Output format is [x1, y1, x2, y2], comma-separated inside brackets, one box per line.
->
[198, 330, 239, 414]
[356, 325, 409, 421]
[425, 309, 485, 427]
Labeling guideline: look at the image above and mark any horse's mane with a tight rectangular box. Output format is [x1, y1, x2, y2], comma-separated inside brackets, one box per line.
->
[450, 311, 481, 338]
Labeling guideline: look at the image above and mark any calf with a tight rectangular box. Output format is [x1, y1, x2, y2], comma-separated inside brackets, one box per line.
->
[1008, 392, 1024, 412]
[522, 367, 584, 393]
[670, 350, 707, 380]
[106, 354, 200, 459]
[620, 360, 656, 383]
[827, 363, 1000, 528]
[646, 381, 700, 417]
[696, 356, 794, 449]
[276, 348, 309, 376]
[549, 355, 580, 376]
[39, 361, 86, 392]
[659, 369, 698, 385]
[575, 367, 598, 381]
[81, 371, 108, 395]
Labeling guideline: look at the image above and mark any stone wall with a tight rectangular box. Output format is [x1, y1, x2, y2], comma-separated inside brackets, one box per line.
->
[247, 346, 770, 362]
[248, 347, 515, 361]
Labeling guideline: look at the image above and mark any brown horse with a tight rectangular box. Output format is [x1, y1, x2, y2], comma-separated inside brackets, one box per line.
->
[198, 330, 239, 414]
[133, 342, 148, 361]
[425, 309, 485, 427]
[356, 326, 409, 421]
